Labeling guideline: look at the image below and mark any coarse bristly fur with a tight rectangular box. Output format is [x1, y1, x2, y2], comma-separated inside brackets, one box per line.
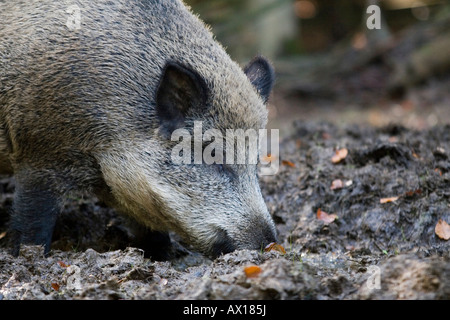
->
[0, 0, 277, 258]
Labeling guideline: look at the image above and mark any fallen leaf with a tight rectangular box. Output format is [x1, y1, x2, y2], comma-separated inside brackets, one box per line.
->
[281, 160, 295, 167]
[380, 196, 399, 204]
[331, 179, 354, 189]
[435, 219, 450, 240]
[345, 245, 355, 251]
[331, 148, 348, 164]
[58, 261, 70, 268]
[388, 136, 398, 143]
[330, 179, 344, 190]
[404, 189, 422, 197]
[262, 153, 276, 163]
[159, 278, 168, 286]
[244, 265, 262, 278]
[51, 283, 60, 291]
[401, 99, 414, 110]
[264, 242, 286, 254]
[317, 208, 338, 224]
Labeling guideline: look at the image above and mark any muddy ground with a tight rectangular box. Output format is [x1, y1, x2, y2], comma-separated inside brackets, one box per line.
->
[0, 80, 449, 300]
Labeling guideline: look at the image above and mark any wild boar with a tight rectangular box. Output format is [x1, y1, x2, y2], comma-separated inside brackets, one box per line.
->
[0, 0, 277, 258]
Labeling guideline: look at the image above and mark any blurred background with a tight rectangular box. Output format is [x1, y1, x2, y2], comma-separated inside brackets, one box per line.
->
[185, 0, 450, 137]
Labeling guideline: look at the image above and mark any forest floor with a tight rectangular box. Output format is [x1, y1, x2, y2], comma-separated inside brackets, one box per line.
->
[0, 74, 449, 300]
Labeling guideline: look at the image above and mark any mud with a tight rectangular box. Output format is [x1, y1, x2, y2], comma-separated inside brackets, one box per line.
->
[0, 113, 448, 300]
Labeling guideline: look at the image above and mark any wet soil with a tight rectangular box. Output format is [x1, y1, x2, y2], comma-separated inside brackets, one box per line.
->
[0, 88, 449, 300]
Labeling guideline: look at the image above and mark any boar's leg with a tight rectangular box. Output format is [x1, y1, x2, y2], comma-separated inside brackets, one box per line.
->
[132, 230, 173, 260]
[126, 219, 188, 261]
[9, 170, 62, 256]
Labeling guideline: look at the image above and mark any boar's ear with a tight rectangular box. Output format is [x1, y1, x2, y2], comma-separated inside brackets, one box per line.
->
[244, 56, 275, 104]
[156, 62, 208, 137]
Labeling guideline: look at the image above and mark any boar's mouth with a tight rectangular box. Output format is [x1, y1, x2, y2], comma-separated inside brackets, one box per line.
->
[211, 228, 236, 257]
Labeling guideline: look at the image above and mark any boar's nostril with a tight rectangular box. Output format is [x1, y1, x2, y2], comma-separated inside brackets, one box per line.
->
[212, 229, 236, 257]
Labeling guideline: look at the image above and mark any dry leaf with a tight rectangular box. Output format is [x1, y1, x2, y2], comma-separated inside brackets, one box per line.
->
[435, 219, 450, 240]
[244, 265, 262, 278]
[281, 160, 295, 167]
[401, 99, 414, 110]
[345, 244, 355, 251]
[331, 179, 353, 190]
[388, 136, 398, 143]
[317, 208, 338, 224]
[331, 148, 348, 163]
[404, 189, 422, 197]
[58, 261, 70, 268]
[262, 153, 276, 163]
[330, 179, 344, 190]
[51, 283, 60, 291]
[380, 196, 399, 204]
[159, 278, 168, 286]
[264, 242, 286, 254]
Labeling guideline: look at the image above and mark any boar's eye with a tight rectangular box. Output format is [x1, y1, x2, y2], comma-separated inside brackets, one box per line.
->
[201, 144, 237, 180]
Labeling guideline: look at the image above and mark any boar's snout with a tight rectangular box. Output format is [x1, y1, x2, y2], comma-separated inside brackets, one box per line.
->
[211, 222, 278, 258]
